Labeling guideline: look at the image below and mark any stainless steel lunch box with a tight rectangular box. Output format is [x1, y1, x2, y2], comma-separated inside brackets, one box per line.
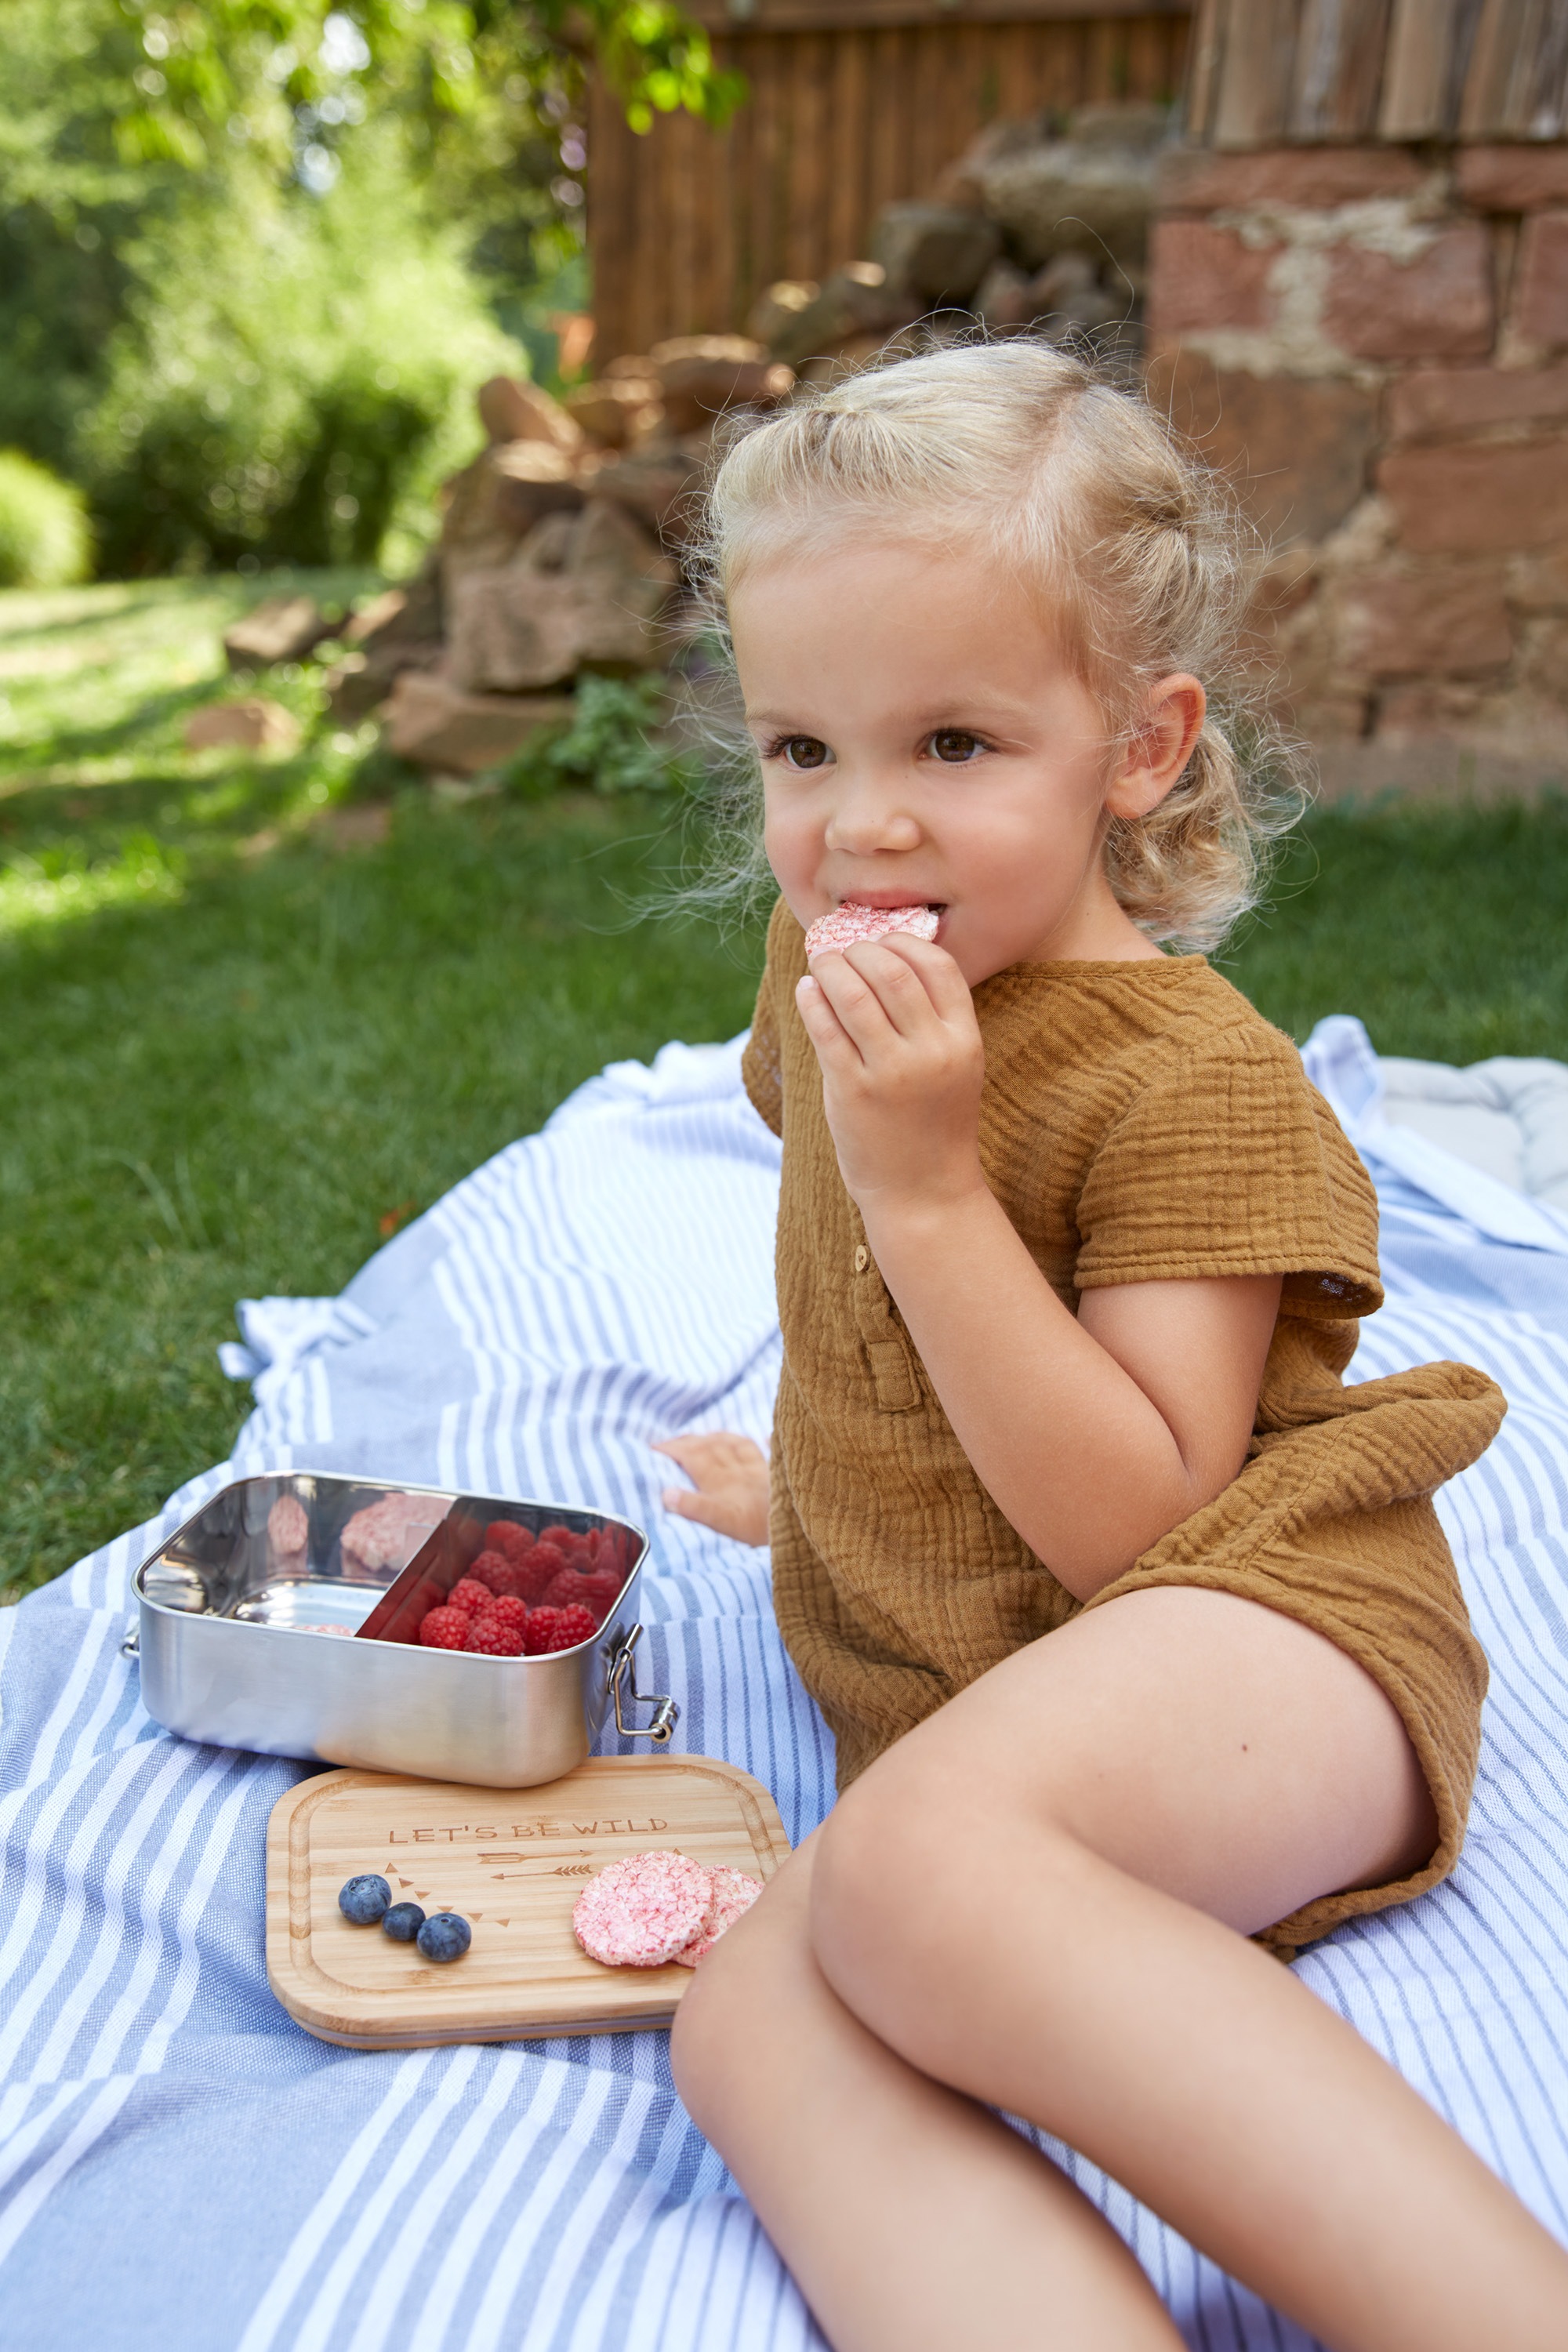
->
[125, 1472, 677, 1788]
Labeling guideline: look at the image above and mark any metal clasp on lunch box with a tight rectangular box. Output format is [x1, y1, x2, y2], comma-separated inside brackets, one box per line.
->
[609, 1624, 679, 1745]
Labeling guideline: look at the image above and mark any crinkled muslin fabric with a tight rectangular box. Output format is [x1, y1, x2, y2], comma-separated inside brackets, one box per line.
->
[3, 1022, 1568, 2351]
[744, 901, 1504, 1957]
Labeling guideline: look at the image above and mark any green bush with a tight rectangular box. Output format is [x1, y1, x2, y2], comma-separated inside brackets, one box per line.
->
[79, 143, 527, 578]
[0, 452, 93, 589]
[499, 675, 695, 797]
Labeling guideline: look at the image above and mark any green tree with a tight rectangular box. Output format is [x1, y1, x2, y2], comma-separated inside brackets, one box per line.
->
[0, 0, 742, 568]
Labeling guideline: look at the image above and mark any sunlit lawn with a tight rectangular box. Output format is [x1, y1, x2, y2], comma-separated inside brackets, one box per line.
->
[3, 577, 1566, 1597]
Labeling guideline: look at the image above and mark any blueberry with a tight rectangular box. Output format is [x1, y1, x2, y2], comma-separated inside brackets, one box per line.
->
[339, 1874, 391, 1926]
[416, 1911, 472, 1964]
[382, 1901, 426, 1943]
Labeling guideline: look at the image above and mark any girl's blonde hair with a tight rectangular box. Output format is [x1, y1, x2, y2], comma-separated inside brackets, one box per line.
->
[695, 339, 1305, 954]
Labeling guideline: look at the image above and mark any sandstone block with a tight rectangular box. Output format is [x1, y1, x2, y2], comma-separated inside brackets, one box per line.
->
[584, 440, 708, 550]
[1459, 147, 1568, 212]
[1145, 221, 1275, 339]
[1378, 438, 1568, 553]
[767, 265, 913, 367]
[978, 133, 1160, 270]
[748, 280, 818, 348]
[869, 203, 1001, 304]
[1148, 349, 1377, 543]
[1388, 362, 1568, 440]
[445, 499, 674, 694]
[1322, 223, 1494, 361]
[440, 442, 585, 579]
[383, 673, 575, 775]
[476, 376, 583, 455]
[564, 376, 662, 449]
[1159, 146, 1424, 213]
[185, 696, 301, 753]
[1515, 212, 1568, 350]
[1336, 565, 1512, 677]
[223, 597, 329, 670]
[649, 336, 792, 433]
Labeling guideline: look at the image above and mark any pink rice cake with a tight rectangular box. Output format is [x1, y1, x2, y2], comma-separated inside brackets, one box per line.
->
[803, 902, 940, 958]
[572, 1851, 713, 1969]
[339, 1491, 448, 1575]
[673, 1864, 764, 1967]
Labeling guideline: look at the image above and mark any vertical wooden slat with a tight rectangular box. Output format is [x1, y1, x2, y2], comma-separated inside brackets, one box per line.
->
[1290, 0, 1392, 140]
[1212, 0, 1299, 148]
[1184, 0, 1226, 138]
[1460, 0, 1529, 134]
[1380, 0, 1460, 137]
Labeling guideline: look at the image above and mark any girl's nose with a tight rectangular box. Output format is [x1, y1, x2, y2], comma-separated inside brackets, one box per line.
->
[822, 774, 922, 857]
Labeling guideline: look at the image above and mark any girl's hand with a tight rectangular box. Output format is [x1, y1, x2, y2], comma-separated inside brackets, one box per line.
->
[654, 1432, 771, 1547]
[796, 935, 986, 1215]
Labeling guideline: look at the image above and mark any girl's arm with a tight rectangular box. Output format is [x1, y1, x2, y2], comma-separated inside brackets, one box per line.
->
[794, 935, 1279, 1602]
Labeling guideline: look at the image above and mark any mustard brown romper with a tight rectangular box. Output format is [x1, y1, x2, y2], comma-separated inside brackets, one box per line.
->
[742, 899, 1506, 1958]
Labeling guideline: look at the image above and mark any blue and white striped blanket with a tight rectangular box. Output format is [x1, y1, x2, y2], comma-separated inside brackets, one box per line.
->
[4, 1021, 1567, 2351]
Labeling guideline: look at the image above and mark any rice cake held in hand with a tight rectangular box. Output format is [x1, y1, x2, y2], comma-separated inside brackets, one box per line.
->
[804, 902, 940, 958]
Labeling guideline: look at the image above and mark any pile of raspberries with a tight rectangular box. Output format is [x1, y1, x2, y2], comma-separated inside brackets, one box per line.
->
[416, 1519, 626, 1657]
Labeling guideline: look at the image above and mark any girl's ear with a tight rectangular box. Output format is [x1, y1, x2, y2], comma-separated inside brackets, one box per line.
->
[1105, 674, 1207, 821]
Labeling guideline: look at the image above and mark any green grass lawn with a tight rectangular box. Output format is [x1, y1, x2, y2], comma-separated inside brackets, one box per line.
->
[3, 577, 1566, 1599]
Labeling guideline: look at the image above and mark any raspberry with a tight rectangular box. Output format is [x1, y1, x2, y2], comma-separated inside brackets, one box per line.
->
[525, 1602, 596, 1654]
[419, 1607, 469, 1650]
[464, 1613, 526, 1656]
[467, 1548, 512, 1592]
[538, 1524, 579, 1555]
[446, 1577, 492, 1616]
[542, 1567, 599, 1614]
[485, 1520, 532, 1561]
[477, 1593, 529, 1632]
[584, 1567, 623, 1613]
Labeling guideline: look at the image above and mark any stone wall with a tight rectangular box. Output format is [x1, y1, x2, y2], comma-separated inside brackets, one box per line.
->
[1148, 143, 1568, 796]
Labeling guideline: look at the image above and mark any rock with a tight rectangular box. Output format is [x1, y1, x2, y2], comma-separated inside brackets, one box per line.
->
[383, 673, 575, 775]
[1146, 220, 1277, 339]
[585, 438, 710, 552]
[975, 252, 1125, 337]
[445, 501, 676, 693]
[1161, 146, 1424, 214]
[648, 336, 793, 433]
[1515, 212, 1568, 350]
[439, 441, 586, 582]
[749, 279, 818, 349]
[1337, 564, 1514, 677]
[1459, 147, 1568, 212]
[223, 597, 330, 670]
[475, 376, 583, 455]
[869, 203, 1001, 305]
[184, 697, 302, 753]
[1388, 363, 1568, 442]
[1149, 349, 1380, 545]
[565, 375, 664, 448]
[1378, 438, 1568, 556]
[327, 575, 445, 718]
[766, 264, 916, 367]
[795, 333, 896, 388]
[1322, 224, 1494, 362]
[975, 129, 1162, 272]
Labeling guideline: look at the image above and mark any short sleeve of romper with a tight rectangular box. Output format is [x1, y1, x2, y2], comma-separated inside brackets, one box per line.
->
[1073, 1017, 1381, 1317]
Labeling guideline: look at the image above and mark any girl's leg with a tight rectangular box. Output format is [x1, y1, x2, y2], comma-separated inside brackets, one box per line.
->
[675, 1588, 1568, 2352]
[673, 1835, 1183, 2350]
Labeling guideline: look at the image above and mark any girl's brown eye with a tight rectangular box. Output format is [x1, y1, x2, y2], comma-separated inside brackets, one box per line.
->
[782, 736, 829, 770]
[931, 729, 981, 764]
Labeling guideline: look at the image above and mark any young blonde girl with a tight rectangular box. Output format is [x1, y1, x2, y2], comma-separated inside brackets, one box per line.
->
[653, 342, 1568, 2350]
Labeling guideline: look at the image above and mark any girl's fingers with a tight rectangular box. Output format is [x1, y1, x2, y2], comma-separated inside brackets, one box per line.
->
[804, 949, 906, 1056]
[874, 934, 978, 1028]
[795, 970, 867, 1069]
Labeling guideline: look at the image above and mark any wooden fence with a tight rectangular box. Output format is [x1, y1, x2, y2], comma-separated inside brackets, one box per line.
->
[586, 2, 1191, 363]
[1186, 0, 1568, 148]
